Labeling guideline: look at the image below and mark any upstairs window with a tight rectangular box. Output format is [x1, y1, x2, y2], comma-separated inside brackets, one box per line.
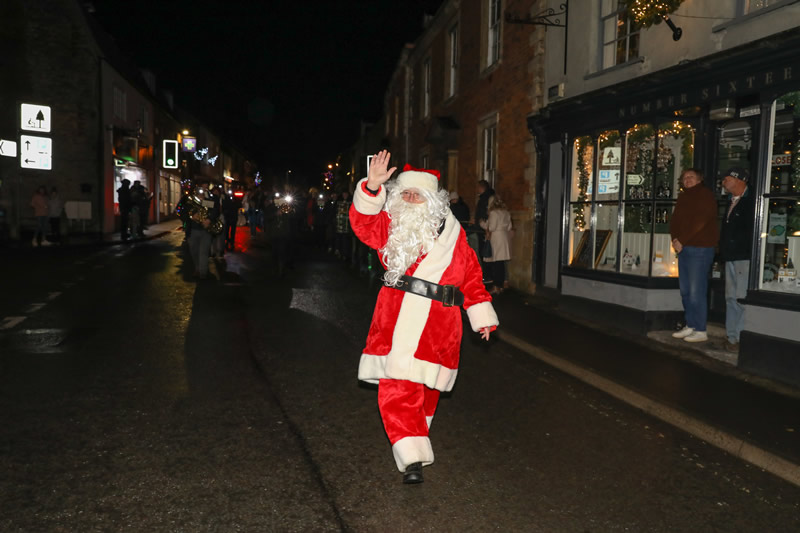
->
[487, 0, 501, 67]
[422, 57, 431, 118]
[600, 0, 640, 70]
[482, 121, 498, 187]
[113, 85, 127, 121]
[447, 24, 459, 98]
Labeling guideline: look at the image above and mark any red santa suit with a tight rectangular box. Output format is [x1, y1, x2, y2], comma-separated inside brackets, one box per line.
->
[350, 171, 499, 474]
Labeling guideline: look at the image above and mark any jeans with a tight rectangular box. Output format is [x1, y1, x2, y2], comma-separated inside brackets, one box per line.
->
[677, 246, 715, 332]
[35, 216, 48, 244]
[725, 260, 750, 343]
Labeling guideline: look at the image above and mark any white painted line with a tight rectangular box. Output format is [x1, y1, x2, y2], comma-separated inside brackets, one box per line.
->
[499, 331, 800, 488]
[25, 303, 46, 313]
[47, 292, 61, 301]
[0, 316, 26, 330]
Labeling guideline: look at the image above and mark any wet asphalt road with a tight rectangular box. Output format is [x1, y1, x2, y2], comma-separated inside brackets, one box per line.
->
[1, 229, 799, 532]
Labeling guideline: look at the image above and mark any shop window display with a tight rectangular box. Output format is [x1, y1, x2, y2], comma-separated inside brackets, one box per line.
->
[568, 123, 694, 277]
[759, 92, 800, 294]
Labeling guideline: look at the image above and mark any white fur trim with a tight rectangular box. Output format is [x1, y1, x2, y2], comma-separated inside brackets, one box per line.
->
[382, 212, 461, 388]
[353, 177, 385, 215]
[358, 353, 459, 391]
[392, 436, 434, 472]
[426, 416, 433, 429]
[466, 301, 499, 332]
[396, 170, 439, 193]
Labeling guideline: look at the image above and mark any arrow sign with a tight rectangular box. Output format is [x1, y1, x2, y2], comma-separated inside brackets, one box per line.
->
[19, 135, 52, 170]
[0, 139, 17, 157]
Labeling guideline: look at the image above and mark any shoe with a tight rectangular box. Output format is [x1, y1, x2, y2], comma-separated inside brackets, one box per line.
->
[684, 331, 708, 343]
[403, 462, 424, 484]
[672, 326, 694, 339]
[723, 340, 739, 353]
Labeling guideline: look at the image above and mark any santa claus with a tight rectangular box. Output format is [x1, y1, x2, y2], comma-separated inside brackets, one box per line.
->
[350, 150, 499, 484]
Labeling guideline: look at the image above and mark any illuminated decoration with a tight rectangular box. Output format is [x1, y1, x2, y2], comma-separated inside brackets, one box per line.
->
[162, 140, 179, 169]
[622, 0, 684, 40]
[573, 137, 592, 230]
[194, 147, 208, 160]
[254, 171, 262, 186]
[182, 136, 197, 152]
[208, 155, 218, 166]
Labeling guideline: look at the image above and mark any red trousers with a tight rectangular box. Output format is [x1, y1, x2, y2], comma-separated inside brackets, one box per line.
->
[378, 379, 440, 472]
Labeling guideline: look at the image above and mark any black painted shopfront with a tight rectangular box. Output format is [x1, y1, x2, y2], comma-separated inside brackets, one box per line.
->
[529, 28, 800, 386]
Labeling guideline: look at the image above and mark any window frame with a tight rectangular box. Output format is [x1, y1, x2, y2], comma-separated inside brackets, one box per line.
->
[599, 0, 640, 71]
[422, 56, 432, 119]
[480, 117, 498, 188]
[487, 0, 502, 68]
[447, 24, 459, 99]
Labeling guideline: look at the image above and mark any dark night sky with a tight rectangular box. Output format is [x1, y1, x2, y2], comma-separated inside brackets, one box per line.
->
[91, 0, 443, 181]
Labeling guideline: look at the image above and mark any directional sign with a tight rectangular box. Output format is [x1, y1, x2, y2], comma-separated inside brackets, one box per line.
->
[21, 103, 52, 133]
[0, 139, 17, 157]
[20, 135, 52, 170]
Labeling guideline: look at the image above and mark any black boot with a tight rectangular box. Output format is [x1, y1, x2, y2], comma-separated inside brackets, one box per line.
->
[403, 462, 423, 484]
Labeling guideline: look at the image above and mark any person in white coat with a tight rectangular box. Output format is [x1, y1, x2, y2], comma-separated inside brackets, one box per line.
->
[480, 195, 513, 294]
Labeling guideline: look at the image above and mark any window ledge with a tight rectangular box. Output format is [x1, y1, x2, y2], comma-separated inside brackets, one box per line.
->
[712, 0, 800, 32]
[480, 60, 502, 79]
[562, 267, 678, 289]
[742, 289, 800, 312]
[585, 57, 645, 81]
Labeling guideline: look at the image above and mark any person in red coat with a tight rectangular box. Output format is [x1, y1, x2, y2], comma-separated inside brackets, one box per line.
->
[350, 150, 499, 484]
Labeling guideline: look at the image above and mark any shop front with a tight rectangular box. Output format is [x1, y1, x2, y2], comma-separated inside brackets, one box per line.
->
[530, 29, 800, 386]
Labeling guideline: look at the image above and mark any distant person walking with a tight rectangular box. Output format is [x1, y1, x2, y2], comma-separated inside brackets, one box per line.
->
[480, 195, 513, 294]
[117, 179, 132, 240]
[670, 168, 719, 343]
[30, 185, 49, 246]
[48, 186, 64, 244]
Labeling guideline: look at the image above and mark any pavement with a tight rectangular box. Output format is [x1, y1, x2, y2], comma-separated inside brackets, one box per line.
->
[8, 224, 800, 488]
[490, 289, 800, 487]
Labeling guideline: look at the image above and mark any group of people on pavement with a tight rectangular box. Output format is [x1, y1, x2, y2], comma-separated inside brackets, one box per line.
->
[29, 185, 64, 246]
[670, 166, 753, 352]
[116, 179, 152, 241]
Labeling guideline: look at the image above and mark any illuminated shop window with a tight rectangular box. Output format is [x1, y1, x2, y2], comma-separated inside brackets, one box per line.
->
[759, 92, 800, 294]
[567, 122, 694, 276]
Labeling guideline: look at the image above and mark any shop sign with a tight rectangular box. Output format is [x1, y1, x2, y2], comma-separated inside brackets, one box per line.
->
[0, 139, 17, 157]
[20, 103, 51, 133]
[618, 62, 798, 119]
[739, 105, 761, 118]
[772, 153, 792, 166]
[19, 134, 52, 170]
[182, 136, 197, 152]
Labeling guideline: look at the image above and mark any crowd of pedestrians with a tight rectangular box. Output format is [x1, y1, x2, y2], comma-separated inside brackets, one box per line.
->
[116, 179, 152, 241]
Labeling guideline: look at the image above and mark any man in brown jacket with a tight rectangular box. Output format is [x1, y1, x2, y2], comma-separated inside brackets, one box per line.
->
[669, 168, 719, 343]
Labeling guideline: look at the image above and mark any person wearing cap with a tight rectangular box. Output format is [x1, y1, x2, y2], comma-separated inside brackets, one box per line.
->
[349, 149, 499, 485]
[719, 167, 754, 352]
[448, 190, 470, 228]
[670, 168, 719, 343]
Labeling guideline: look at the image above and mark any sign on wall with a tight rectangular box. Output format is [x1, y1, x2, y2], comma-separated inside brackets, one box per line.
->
[0, 139, 17, 157]
[20, 135, 52, 170]
[20, 103, 52, 133]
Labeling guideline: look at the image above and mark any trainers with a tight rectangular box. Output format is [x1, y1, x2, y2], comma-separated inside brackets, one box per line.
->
[672, 326, 694, 339]
[684, 331, 708, 343]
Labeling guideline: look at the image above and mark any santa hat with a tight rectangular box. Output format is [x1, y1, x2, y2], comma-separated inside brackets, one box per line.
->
[396, 164, 440, 193]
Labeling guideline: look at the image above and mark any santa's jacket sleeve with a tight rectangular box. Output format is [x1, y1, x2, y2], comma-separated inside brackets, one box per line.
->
[349, 178, 390, 251]
[460, 236, 499, 332]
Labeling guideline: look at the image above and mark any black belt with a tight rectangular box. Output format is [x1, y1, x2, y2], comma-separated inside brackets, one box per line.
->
[392, 275, 464, 307]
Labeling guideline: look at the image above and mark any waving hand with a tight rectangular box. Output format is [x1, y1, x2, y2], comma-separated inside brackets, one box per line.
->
[367, 150, 397, 191]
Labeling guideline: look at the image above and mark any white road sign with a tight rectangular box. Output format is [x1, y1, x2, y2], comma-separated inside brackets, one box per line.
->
[0, 139, 17, 157]
[21, 103, 52, 133]
[20, 135, 52, 170]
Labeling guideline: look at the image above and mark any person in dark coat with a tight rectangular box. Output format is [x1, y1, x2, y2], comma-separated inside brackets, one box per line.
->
[117, 179, 132, 240]
[719, 167, 755, 353]
[449, 191, 470, 228]
[474, 179, 495, 280]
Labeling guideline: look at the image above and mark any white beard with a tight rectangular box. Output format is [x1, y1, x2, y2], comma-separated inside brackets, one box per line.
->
[381, 184, 450, 287]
